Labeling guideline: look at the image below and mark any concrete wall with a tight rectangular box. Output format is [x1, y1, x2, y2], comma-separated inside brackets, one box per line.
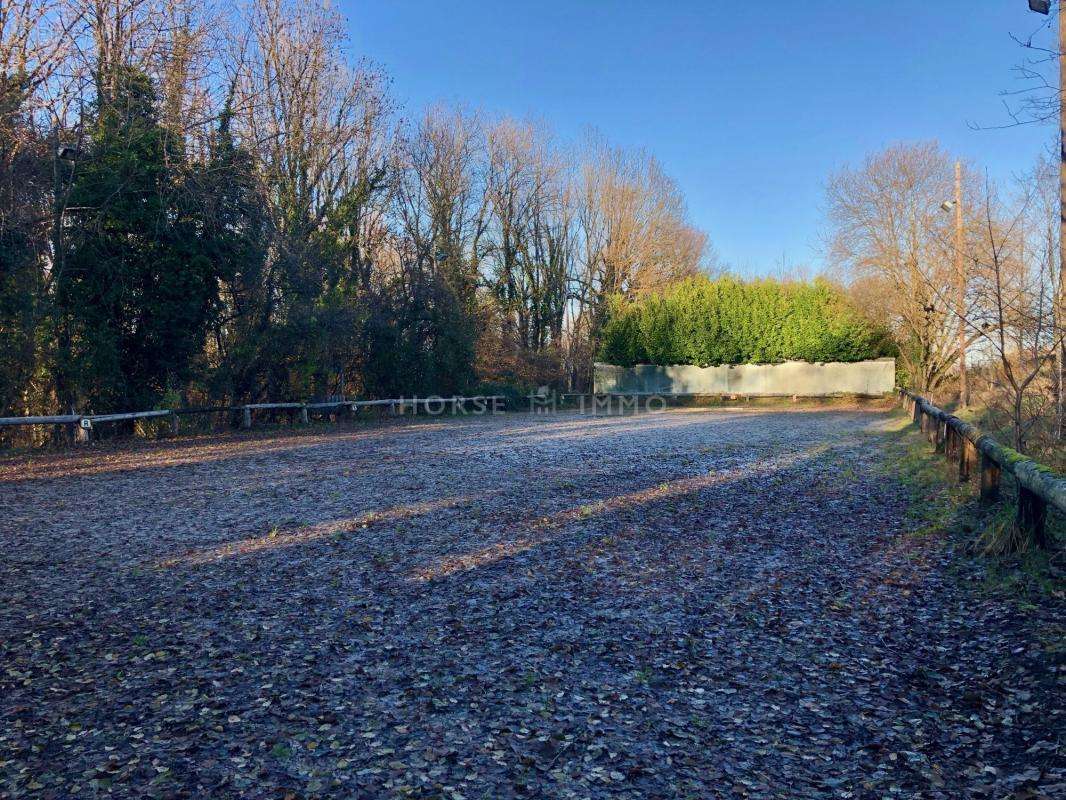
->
[593, 357, 896, 396]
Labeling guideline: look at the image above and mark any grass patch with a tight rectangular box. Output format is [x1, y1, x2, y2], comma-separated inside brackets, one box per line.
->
[876, 414, 974, 537]
[877, 411, 1065, 601]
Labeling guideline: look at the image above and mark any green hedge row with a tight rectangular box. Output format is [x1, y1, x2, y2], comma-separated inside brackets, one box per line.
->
[599, 276, 893, 367]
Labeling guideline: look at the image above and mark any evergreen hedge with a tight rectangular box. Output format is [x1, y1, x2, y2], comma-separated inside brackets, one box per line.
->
[599, 276, 893, 367]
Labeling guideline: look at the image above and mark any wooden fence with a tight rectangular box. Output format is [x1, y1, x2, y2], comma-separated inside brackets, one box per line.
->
[899, 390, 1065, 548]
[0, 396, 507, 445]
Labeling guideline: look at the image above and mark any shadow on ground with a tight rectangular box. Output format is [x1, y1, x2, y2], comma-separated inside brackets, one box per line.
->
[1, 409, 1062, 799]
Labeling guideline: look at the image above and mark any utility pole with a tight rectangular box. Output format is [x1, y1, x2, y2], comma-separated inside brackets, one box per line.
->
[954, 161, 968, 408]
[1059, 4, 1065, 438]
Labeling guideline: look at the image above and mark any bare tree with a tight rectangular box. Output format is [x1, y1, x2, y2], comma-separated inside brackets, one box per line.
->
[995, 6, 1065, 443]
[232, 0, 389, 283]
[577, 138, 703, 302]
[967, 166, 1065, 453]
[483, 117, 572, 353]
[826, 142, 980, 398]
[0, 0, 76, 422]
[393, 105, 487, 302]
[220, 0, 392, 397]
[564, 136, 706, 387]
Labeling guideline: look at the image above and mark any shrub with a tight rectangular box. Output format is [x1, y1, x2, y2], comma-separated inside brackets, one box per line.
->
[599, 275, 893, 367]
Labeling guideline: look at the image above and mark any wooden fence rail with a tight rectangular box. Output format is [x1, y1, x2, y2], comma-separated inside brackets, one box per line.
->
[899, 390, 1065, 548]
[0, 395, 507, 445]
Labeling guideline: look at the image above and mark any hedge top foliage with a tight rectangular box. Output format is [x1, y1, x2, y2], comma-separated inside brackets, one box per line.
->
[598, 275, 893, 367]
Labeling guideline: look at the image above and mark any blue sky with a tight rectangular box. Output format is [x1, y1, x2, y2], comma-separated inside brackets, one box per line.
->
[343, 1, 1056, 275]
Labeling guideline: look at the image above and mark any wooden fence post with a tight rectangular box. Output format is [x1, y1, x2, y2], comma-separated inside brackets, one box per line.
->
[1016, 487, 1049, 548]
[300, 405, 309, 425]
[959, 438, 975, 482]
[980, 453, 1001, 502]
[169, 412, 179, 437]
[74, 418, 91, 444]
[905, 390, 1063, 552]
[242, 406, 252, 429]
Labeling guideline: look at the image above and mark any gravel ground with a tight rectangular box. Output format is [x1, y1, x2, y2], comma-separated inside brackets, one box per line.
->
[1, 408, 1062, 799]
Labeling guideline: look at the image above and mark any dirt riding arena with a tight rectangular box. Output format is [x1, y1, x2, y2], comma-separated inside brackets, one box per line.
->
[1, 408, 1062, 798]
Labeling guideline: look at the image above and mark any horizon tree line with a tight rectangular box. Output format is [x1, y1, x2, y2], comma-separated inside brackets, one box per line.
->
[0, 0, 708, 423]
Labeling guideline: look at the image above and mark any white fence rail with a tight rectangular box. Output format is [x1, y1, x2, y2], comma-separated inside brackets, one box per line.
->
[0, 396, 507, 444]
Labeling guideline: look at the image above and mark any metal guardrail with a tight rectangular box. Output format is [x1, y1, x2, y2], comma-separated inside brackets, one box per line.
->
[899, 390, 1065, 548]
[0, 396, 507, 444]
